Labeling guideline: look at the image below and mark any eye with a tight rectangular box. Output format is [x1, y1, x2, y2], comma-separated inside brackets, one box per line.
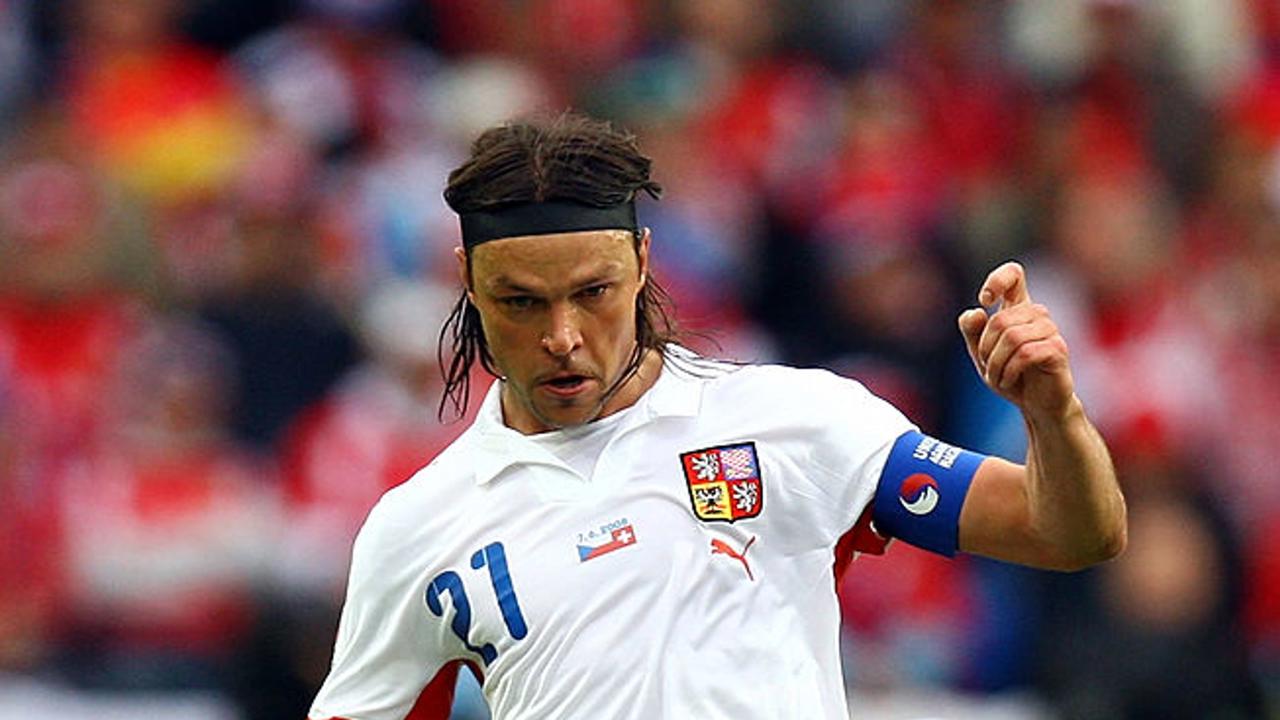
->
[500, 295, 537, 310]
[578, 284, 610, 300]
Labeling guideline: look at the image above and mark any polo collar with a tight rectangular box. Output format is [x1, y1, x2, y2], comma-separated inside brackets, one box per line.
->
[470, 349, 705, 485]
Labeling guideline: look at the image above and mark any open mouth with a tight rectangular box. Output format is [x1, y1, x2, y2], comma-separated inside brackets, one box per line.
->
[542, 374, 590, 395]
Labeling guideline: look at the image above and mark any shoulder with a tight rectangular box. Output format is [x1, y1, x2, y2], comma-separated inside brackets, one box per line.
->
[670, 354, 916, 457]
[666, 346, 864, 391]
[691, 357, 889, 419]
[353, 433, 477, 563]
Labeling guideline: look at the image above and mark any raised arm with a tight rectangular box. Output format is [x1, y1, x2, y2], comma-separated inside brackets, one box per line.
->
[954, 262, 1127, 571]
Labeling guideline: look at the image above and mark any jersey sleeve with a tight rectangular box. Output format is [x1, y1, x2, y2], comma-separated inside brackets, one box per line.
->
[782, 368, 917, 542]
[309, 501, 453, 720]
[782, 369, 989, 557]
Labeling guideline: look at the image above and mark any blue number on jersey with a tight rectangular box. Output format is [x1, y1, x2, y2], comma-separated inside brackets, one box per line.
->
[426, 541, 528, 666]
[425, 571, 498, 666]
[472, 542, 528, 640]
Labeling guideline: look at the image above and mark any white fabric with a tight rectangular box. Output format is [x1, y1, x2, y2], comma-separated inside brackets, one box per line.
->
[310, 350, 915, 720]
[524, 397, 638, 480]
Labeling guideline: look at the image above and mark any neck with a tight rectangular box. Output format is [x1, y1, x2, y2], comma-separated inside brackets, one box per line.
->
[596, 347, 664, 420]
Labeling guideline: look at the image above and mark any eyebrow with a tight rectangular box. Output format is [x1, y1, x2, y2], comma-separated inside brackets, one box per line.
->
[484, 263, 626, 295]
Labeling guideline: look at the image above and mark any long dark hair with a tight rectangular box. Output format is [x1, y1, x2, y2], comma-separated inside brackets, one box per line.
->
[437, 112, 680, 420]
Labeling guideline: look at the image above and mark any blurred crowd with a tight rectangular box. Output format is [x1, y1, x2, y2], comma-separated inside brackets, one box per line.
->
[1, 0, 1278, 718]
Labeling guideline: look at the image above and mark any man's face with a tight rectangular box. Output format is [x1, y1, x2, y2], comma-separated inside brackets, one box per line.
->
[460, 229, 650, 434]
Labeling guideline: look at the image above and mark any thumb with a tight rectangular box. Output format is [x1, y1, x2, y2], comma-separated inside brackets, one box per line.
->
[958, 307, 986, 362]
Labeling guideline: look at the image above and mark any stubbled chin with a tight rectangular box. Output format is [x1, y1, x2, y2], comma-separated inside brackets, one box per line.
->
[504, 376, 617, 432]
[538, 401, 600, 427]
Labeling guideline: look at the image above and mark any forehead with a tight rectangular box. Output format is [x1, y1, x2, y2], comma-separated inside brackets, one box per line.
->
[469, 230, 636, 288]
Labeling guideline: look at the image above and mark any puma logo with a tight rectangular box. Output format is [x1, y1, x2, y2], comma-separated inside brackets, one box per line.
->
[710, 536, 756, 581]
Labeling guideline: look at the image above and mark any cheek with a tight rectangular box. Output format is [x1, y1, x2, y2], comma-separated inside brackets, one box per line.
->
[477, 312, 502, 350]
[598, 295, 640, 346]
[478, 314, 524, 368]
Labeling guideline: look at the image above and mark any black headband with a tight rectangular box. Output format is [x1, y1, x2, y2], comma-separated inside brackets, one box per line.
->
[459, 200, 638, 249]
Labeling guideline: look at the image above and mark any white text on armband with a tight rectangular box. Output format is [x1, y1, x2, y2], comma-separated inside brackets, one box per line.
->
[911, 437, 961, 469]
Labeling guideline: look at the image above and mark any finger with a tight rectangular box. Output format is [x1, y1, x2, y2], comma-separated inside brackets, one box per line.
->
[979, 261, 1031, 308]
[977, 302, 1048, 366]
[984, 315, 1060, 388]
[958, 308, 987, 372]
[993, 336, 1070, 392]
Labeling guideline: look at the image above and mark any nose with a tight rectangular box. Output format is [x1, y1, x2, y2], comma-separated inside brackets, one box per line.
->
[542, 302, 582, 357]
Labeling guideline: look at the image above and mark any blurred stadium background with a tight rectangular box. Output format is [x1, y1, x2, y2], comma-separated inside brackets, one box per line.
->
[1, 0, 1278, 718]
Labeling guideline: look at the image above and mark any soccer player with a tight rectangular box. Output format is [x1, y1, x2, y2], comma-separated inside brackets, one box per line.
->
[308, 113, 1126, 720]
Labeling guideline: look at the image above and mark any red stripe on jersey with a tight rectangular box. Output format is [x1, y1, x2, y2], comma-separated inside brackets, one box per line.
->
[405, 661, 462, 720]
[833, 505, 890, 586]
[311, 660, 479, 720]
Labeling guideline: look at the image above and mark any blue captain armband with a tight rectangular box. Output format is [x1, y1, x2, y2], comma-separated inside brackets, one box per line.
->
[870, 430, 987, 557]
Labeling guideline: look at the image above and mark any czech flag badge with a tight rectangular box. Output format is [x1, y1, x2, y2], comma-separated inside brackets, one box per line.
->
[577, 525, 637, 562]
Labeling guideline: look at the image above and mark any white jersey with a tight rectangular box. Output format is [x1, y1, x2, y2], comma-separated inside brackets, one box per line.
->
[310, 351, 915, 720]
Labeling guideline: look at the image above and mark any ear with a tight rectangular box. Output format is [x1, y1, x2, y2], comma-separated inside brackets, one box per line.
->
[454, 246, 476, 303]
[636, 228, 651, 289]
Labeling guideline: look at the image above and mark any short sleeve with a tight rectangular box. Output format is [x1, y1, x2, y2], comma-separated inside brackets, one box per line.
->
[772, 368, 917, 542]
[309, 503, 451, 720]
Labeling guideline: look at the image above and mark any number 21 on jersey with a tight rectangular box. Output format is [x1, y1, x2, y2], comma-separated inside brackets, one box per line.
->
[425, 541, 528, 666]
